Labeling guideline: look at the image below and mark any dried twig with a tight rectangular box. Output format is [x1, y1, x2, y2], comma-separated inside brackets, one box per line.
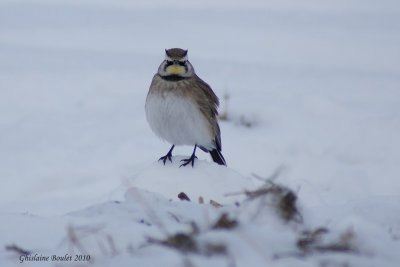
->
[212, 213, 238, 230]
[198, 196, 204, 204]
[178, 192, 191, 201]
[147, 233, 198, 253]
[210, 199, 223, 208]
[67, 225, 88, 255]
[297, 227, 357, 255]
[5, 244, 31, 255]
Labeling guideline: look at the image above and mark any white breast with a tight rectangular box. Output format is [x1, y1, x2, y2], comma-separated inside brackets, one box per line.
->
[145, 92, 214, 149]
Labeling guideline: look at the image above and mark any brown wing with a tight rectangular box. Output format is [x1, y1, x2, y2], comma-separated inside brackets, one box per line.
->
[190, 74, 222, 151]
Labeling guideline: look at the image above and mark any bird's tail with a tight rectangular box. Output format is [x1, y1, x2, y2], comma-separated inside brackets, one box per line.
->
[209, 149, 227, 166]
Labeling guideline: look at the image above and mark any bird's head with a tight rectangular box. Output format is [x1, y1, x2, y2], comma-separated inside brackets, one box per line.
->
[158, 48, 194, 79]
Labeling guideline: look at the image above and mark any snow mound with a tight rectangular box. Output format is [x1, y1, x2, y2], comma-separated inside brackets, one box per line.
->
[127, 156, 255, 204]
[4, 179, 400, 267]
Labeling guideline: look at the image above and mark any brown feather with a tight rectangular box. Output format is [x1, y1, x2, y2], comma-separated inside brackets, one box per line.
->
[165, 48, 188, 59]
[149, 73, 222, 150]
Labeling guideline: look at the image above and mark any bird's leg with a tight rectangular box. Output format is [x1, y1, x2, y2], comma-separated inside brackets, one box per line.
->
[180, 145, 198, 167]
[159, 145, 175, 165]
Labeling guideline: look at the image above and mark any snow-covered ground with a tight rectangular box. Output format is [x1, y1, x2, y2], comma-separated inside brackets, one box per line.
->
[1, 0, 400, 266]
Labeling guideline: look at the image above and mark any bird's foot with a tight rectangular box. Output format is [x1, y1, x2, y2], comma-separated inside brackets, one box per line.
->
[179, 155, 198, 167]
[159, 154, 173, 165]
[158, 145, 175, 165]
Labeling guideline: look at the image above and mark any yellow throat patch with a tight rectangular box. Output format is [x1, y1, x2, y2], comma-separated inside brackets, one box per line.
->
[166, 65, 185, 75]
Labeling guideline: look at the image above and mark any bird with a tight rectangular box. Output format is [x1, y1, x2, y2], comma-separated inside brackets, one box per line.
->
[145, 48, 226, 167]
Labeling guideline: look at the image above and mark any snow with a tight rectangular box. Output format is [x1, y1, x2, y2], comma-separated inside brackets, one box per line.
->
[1, 0, 400, 266]
[129, 158, 254, 204]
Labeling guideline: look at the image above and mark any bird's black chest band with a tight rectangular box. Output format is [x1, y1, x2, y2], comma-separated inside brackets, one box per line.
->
[161, 75, 188, 81]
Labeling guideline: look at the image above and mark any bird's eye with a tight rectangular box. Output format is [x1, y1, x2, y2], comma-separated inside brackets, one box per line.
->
[166, 60, 173, 66]
[178, 61, 186, 66]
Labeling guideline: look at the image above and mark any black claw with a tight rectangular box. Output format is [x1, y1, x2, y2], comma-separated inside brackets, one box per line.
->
[179, 155, 198, 167]
[179, 145, 198, 168]
[158, 145, 175, 165]
[159, 154, 172, 165]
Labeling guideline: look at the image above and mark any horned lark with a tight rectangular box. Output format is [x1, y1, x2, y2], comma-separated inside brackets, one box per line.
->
[145, 48, 226, 167]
